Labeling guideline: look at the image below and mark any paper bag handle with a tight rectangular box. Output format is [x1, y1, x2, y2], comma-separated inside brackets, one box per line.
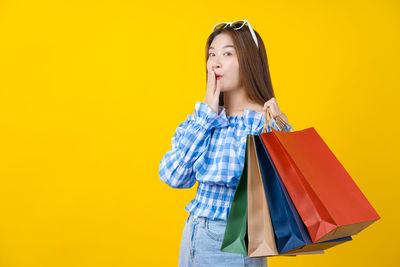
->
[262, 107, 292, 133]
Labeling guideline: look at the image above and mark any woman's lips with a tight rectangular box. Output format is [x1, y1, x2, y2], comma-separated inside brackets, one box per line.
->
[216, 76, 223, 80]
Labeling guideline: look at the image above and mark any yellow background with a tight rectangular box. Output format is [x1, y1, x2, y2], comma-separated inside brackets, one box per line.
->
[0, 0, 398, 266]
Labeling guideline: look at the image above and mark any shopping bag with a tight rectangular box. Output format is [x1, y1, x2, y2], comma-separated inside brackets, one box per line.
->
[253, 134, 352, 254]
[248, 134, 341, 256]
[220, 135, 250, 256]
[222, 130, 345, 257]
[259, 124, 380, 243]
[221, 135, 325, 257]
[247, 134, 278, 257]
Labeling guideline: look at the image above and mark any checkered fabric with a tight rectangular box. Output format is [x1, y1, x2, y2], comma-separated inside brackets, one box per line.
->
[159, 101, 293, 221]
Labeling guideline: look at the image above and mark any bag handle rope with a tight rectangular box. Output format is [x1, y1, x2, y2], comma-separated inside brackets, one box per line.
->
[262, 107, 291, 133]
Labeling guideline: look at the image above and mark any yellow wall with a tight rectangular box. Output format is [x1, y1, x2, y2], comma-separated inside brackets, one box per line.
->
[0, 0, 398, 266]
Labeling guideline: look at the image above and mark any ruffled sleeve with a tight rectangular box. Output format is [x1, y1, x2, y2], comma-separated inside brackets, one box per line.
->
[159, 101, 229, 188]
[189, 101, 230, 130]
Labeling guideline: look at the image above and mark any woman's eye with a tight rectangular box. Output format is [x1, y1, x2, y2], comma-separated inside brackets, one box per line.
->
[209, 52, 232, 57]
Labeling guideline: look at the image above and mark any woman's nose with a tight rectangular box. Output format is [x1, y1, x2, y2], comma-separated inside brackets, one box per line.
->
[212, 61, 221, 69]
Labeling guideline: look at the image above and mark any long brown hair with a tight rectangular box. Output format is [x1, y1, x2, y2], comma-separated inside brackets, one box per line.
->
[205, 26, 276, 107]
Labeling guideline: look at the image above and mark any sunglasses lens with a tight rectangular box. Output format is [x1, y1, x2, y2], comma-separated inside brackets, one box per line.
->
[232, 21, 246, 29]
[214, 23, 227, 31]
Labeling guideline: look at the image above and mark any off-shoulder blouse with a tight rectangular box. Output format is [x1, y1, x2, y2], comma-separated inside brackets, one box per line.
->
[159, 101, 293, 221]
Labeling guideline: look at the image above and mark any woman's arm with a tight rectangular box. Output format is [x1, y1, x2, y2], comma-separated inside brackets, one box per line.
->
[159, 101, 222, 189]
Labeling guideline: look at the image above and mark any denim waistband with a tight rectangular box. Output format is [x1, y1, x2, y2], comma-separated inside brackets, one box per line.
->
[187, 212, 227, 225]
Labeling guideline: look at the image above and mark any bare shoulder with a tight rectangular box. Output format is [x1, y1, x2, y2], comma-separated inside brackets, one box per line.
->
[252, 105, 265, 113]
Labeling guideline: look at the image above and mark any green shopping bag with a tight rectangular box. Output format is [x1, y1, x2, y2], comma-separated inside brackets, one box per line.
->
[220, 135, 250, 255]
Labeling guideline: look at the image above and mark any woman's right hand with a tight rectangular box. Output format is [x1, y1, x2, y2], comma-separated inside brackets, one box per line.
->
[203, 69, 221, 115]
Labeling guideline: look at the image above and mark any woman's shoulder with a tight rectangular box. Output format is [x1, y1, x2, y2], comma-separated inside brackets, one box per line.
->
[248, 104, 265, 114]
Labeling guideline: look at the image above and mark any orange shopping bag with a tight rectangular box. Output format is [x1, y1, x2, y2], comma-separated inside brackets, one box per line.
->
[259, 119, 380, 243]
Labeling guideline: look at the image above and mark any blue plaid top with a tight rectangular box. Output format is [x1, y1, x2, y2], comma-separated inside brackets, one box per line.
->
[159, 101, 293, 221]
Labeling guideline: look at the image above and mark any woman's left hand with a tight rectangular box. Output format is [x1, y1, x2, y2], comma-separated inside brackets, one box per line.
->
[263, 97, 282, 118]
[263, 97, 289, 124]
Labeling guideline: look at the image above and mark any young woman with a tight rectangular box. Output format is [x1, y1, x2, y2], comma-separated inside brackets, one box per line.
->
[159, 20, 293, 267]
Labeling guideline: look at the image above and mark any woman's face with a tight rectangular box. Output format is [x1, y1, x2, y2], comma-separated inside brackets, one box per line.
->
[207, 32, 241, 93]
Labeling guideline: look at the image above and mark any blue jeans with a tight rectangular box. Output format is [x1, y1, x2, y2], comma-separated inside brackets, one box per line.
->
[178, 212, 268, 267]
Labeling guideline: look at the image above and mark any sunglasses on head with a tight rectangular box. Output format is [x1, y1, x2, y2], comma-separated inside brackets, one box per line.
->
[212, 20, 259, 48]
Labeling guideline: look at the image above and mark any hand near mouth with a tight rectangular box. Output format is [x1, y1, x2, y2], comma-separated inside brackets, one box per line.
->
[203, 69, 221, 115]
